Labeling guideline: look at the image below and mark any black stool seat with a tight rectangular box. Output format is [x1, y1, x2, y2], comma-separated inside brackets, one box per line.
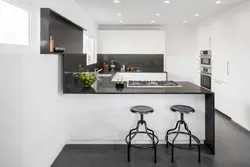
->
[170, 105, 195, 114]
[131, 105, 154, 114]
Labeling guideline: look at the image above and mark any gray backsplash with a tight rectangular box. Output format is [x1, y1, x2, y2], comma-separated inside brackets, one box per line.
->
[97, 54, 164, 72]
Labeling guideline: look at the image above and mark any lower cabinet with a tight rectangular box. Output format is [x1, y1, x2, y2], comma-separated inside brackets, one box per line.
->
[212, 79, 233, 118]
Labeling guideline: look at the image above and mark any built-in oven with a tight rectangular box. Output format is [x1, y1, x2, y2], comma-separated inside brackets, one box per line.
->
[200, 66, 212, 90]
[200, 50, 212, 67]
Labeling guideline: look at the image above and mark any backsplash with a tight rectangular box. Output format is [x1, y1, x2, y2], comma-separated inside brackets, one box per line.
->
[63, 54, 87, 72]
[97, 54, 164, 72]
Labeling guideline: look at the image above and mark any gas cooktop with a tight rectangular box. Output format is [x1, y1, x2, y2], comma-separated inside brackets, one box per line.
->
[127, 81, 181, 88]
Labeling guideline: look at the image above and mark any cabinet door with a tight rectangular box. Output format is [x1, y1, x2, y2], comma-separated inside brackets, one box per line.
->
[212, 80, 233, 118]
[211, 20, 232, 83]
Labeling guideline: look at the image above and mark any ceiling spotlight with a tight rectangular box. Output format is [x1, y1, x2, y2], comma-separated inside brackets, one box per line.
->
[118, 13, 122, 16]
[151, 21, 155, 23]
[165, 1, 170, 3]
[183, 21, 187, 23]
[195, 13, 200, 17]
[216, 1, 222, 4]
[120, 20, 123, 23]
[114, 0, 120, 3]
[156, 14, 161, 16]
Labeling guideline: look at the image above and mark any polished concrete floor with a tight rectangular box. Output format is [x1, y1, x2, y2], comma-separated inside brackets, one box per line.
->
[51, 113, 250, 167]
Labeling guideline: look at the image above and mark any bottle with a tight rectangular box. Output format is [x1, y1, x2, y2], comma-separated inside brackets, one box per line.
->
[49, 36, 54, 53]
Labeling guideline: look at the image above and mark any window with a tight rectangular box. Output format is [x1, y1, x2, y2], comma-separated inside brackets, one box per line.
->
[87, 37, 97, 65]
[0, 0, 29, 45]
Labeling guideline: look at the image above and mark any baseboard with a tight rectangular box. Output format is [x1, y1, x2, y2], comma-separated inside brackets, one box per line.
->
[215, 109, 231, 120]
[232, 121, 250, 136]
[50, 140, 68, 167]
[215, 109, 250, 136]
[66, 139, 204, 145]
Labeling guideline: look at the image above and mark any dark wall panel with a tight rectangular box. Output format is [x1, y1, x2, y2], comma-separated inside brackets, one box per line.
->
[63, 54, 87, 72]
[97, 54, 164, 72]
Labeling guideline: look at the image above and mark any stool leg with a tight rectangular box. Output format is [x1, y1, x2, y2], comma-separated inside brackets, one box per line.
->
[171, 143, 174, 163]
[198, 144, 201, 163]
[127, 144, 130, 162]
[171, 122, 181, 163]
[190, 133, 202, 163]
[166, 121, 181, 148]
[144, 121, 154, 142]
[184, 122, 192, 147]
[154, 145, 157, 163]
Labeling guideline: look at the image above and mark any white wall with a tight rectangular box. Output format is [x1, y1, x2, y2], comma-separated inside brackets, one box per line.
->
[165, 26, 199, 83]
[98, 30, 166, 54]
[197, 2, 250, 130]
[0, 0, 98, 167]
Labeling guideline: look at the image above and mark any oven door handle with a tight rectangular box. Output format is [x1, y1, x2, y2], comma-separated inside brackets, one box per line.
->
[200, 72, 211, 77]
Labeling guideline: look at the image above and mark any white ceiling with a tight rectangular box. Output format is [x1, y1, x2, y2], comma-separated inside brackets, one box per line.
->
[76, 0, 248, 25]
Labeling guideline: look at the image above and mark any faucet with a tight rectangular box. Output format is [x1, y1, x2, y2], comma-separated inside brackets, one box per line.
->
[94, 68, 103, 74]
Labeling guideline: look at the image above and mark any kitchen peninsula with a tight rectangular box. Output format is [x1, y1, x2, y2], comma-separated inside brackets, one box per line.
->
[63, 72, 215, 155]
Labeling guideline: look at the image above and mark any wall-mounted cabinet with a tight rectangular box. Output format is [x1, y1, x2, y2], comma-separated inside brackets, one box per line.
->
[40, 8, 87, 54]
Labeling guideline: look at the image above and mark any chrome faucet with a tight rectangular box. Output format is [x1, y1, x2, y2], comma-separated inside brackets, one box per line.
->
[94, 68, 103, 74]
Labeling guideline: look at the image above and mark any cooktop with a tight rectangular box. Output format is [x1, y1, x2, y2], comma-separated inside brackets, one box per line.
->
[127, 81, 181, 88]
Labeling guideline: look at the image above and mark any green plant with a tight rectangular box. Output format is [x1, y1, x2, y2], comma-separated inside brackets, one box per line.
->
[79, 72, 97, 88]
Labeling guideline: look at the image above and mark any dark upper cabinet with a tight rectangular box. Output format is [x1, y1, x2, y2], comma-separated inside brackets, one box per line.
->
[40, 8, 86, 54]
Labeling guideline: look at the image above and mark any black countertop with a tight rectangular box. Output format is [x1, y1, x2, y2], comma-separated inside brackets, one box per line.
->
[63, 74, 213, 95]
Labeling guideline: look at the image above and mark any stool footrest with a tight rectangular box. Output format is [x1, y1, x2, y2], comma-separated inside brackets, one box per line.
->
[167, 131, 201, 146]
[125, 117, 158, 163]
[125, 131, 159, 149]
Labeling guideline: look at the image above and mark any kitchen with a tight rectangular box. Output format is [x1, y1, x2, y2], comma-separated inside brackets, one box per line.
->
[1, 0, 250, 167]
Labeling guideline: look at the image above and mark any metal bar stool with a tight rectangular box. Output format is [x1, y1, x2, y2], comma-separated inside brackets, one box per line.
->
[166, 105, 201, 163]
[125, 105, 159, 163]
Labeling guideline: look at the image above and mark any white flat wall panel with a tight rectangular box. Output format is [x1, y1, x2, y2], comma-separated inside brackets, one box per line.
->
[165, 26, 199, 84]
[98, 30, 166, 54]
[0, 0, 98, 167]
[197, 2, 250, 130]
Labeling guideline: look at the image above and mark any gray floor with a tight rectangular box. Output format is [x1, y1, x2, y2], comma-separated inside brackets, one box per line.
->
[51, 113, 250, 167]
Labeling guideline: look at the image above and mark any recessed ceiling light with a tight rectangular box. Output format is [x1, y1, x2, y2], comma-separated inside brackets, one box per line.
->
[195, 13, 200, 17]
[114, 0, 120, 3]
[216, 1, 222, 4]
[183, 21, 187, 23]
[151, 20, 155, 23]
[165, 1, 170, 4]
[118, 13, 122, 16]
[120, 20, 123, 23]
[156, 14, 161, 16]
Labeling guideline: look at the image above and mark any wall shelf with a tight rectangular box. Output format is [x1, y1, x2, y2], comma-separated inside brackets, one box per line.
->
[40, 8, 87, 54]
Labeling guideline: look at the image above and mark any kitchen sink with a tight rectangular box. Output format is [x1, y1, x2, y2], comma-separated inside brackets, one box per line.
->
[97, 74, 113, 77]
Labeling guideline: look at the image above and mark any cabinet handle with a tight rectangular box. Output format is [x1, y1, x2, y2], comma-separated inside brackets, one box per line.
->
[227, 61, 230, 75]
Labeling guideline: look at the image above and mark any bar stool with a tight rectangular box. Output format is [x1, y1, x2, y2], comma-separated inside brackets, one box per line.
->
[166, 105, 201, 163]
[125, 105, 159, 163]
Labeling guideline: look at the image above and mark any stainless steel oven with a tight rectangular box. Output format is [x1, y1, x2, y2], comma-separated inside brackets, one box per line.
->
[200, 72, 211, 90]
[200, 50, 211, 67]
[200, 66, 212, 90]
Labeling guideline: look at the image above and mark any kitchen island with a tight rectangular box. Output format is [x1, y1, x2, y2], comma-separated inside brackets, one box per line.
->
[62, 73, 215, 155]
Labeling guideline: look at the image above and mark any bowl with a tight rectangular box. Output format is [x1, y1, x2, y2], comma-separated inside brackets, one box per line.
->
[78, 72, 97, 88]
